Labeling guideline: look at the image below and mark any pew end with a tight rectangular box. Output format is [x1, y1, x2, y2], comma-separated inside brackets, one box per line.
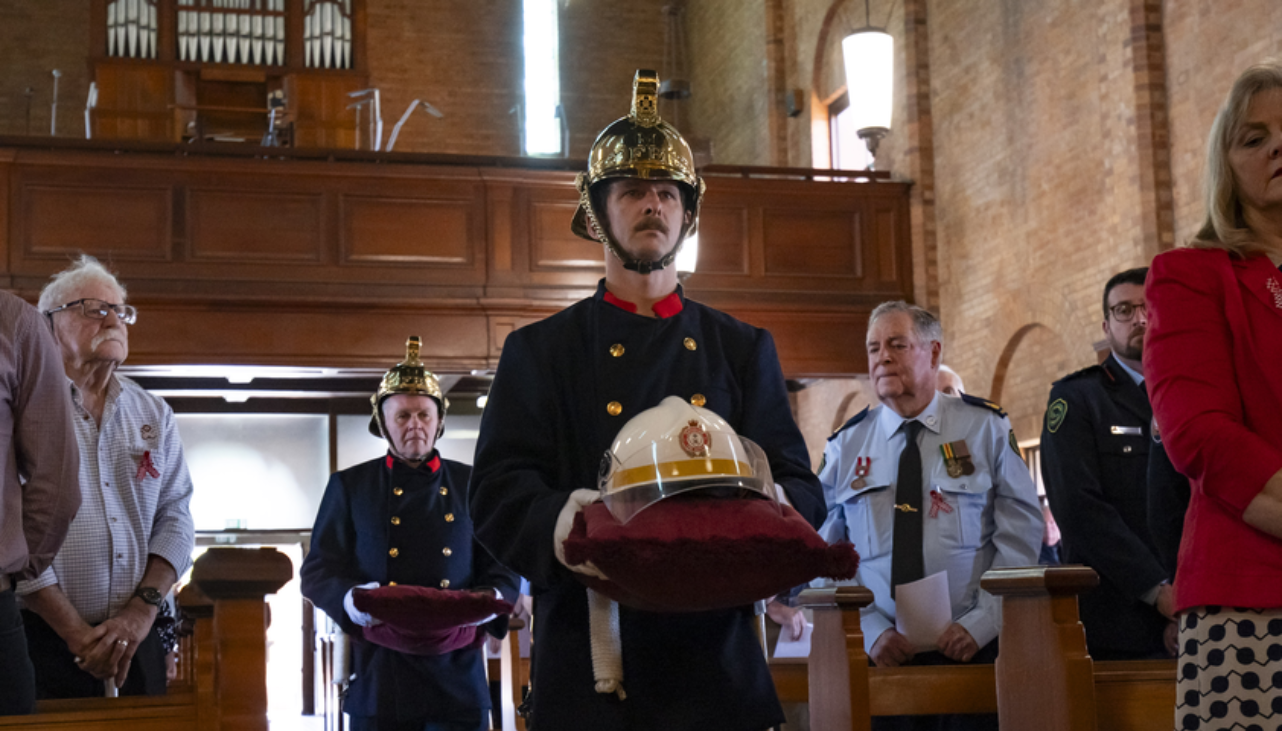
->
[0, 546, 291, 731]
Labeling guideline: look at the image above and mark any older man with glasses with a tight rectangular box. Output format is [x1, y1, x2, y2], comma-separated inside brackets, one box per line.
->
[1039, 266, 1176, 661]
[16, 255, 194, 699]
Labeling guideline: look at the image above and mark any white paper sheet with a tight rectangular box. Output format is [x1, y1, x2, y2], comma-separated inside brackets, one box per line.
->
[772, 620, 814, 659]
[894, 570, 952, 652]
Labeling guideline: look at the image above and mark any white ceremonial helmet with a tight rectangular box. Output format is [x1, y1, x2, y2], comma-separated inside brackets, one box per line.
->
[598, 395, 776, 523]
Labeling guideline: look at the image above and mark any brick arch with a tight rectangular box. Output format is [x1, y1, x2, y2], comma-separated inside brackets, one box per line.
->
[990, 323, 1044, 405]
[989, 322, 1076, 443]
[812, 0, 853, 100]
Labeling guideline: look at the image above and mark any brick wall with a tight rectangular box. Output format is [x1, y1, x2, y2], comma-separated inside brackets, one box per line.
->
[0, 0, 92, 138]
[368, 0, 671, 157]
[685, 0, 771, 165]
[927, 0, 1156, 435]
[1164, 0, 1282, 246]
[364, 0, 524, 156]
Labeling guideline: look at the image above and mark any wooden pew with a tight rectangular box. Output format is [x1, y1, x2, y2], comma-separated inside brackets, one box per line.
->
[0, 547, 291, 731]
[982, 566, 1176, 731]
[801, 567, 1177, 731]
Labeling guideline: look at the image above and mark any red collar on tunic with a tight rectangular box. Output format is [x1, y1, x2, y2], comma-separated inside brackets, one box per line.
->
[385, 453, 441, 473]
[603, 289, 684, 319]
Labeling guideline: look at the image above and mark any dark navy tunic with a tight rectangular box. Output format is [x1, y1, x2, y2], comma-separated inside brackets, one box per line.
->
[468, 281, 825, 731]
[1040, 354, 1170, 659]
[301, 453, 518, 724]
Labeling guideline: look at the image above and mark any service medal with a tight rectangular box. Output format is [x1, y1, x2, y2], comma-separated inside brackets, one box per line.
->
[855, 456, 871, 477]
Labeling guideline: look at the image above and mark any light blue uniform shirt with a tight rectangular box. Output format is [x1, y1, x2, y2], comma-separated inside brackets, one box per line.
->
[817, 392, 1043, 653]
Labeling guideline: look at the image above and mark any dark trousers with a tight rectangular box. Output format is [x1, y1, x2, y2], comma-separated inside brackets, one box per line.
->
[349, 716, 488, 731]
[0, 589, 36, 715]
[871, 640, 1000, 731]
[21, 609, 167, 700]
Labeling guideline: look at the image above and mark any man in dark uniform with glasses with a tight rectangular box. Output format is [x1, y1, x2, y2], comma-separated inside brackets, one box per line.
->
[18, 255, 195, 698]
[1040, 267, 1176, 660]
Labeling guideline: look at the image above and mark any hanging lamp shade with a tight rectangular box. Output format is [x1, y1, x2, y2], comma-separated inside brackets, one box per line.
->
[841, 28, 894, 135]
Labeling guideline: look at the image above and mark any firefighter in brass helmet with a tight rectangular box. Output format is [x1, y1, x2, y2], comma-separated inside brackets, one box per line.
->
[367, 335, 449, 458]
[570, 70, 706, 275]
[470, 72, 825, 731]
[302, 337, 518, 731]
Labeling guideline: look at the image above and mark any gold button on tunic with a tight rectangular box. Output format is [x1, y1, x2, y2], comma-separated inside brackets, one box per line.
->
[442, 547, 452, 557]
[684, 338, 697, 351]
[607, 401, 622, 416]
[610, 343, 625, 357]
[390, 516, 401, 526]
[439, 486, 448, 496]
[440, 579, 450, 589]
[445, 513, 455, 522]
[393, 487, 403, 496]
[388, 548, 399, 558]
[691, 393, 706, 407]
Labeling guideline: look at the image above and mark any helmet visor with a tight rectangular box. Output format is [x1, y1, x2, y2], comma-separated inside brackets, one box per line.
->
[599, 433, 777, 524]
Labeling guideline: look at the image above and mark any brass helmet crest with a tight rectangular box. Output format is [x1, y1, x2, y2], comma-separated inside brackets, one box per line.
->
[369, 336, 449, 440]
[570, 69, 706, 274]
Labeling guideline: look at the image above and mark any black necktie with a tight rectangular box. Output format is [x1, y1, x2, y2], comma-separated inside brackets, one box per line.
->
[892, 420, 925, 597]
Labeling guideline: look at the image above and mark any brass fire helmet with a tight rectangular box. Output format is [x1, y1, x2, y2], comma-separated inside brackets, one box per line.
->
[368, 336, 450, 442]
[570, 69, 707, 275]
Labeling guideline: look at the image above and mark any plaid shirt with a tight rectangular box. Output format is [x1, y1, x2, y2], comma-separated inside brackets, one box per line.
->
[17, 375, 194, 623]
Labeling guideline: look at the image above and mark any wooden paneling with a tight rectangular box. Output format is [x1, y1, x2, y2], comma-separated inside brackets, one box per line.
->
[0, 140, 913, 375]
[188, 190, 323, 262]
[762, 208, 859, 276]
[286, 73, 364, 150]
[341, 196, 474, 266]
[696, 205, 750, 275]
[23, 184, 171, 260]
[92, 63, 174, 142]
[530, 200, 598, 270]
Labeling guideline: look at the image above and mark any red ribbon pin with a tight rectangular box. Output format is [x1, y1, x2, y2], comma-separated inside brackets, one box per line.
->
[136, 450, 160, 480]
[929, 489, 953, 519]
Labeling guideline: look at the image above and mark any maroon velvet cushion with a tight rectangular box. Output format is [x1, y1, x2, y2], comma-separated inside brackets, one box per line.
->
[562, 497, 859, 613]
[352, 585, 513, 656]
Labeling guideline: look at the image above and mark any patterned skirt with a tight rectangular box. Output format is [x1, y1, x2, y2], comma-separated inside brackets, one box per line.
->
[1176, 605, 1282, 731]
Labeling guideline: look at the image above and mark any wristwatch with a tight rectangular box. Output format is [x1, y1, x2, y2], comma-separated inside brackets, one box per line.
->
[133, 586, 164, 608]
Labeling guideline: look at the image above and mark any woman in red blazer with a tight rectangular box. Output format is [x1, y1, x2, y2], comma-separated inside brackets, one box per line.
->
[1146, 63, 1282, 730]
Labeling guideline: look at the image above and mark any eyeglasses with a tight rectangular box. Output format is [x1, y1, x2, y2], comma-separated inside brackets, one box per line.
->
[44, 298, 138, 325]
[1108, 301, 1147, 323]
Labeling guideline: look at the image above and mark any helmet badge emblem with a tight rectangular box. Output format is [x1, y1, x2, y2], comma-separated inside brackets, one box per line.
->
[679, 419, 710, 457]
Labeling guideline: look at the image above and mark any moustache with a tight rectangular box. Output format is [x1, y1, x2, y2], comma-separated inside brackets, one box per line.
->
[91, 331, 126, 349]
[633, 218, 669, 235]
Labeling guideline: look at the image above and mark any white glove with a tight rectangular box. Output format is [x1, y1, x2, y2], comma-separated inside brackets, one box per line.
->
[554, 489, 608, 579]
[343, 581, 383, 627]
[774, 482, 793, 508]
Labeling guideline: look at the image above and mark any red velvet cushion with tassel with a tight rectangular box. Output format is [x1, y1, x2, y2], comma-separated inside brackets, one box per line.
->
[352, 585, 513, 656]
[562, 497, 859, 613]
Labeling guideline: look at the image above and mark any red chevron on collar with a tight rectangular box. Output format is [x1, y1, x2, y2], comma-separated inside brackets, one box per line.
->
[385, 454, 442, 473]
[603, 290, 683, 319]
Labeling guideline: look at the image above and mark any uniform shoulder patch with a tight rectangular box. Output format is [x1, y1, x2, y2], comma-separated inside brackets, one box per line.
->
[959, 393, 1007, 418]
[1046, 398, 1068, 433]
[1057, 364, 1104, 384]
[827, 407, 870, 442]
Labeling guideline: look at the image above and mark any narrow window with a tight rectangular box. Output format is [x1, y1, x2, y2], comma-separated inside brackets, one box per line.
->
[522, 0, 562, 155]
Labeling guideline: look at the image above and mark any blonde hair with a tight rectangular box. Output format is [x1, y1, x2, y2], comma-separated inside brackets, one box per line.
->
[1193, 62, 1282, 256]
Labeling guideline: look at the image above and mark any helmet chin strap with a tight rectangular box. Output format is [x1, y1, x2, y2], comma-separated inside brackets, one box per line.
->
[612, 237, 683, 275]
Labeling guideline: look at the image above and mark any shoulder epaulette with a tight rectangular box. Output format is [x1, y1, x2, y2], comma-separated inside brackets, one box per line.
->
[960, 393, 1008, 418]
[1056, 363, 1104, 385]
[827, 407, 870, 442]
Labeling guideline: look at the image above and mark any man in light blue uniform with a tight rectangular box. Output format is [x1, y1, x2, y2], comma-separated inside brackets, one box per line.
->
[818, 301, 1042, 731]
